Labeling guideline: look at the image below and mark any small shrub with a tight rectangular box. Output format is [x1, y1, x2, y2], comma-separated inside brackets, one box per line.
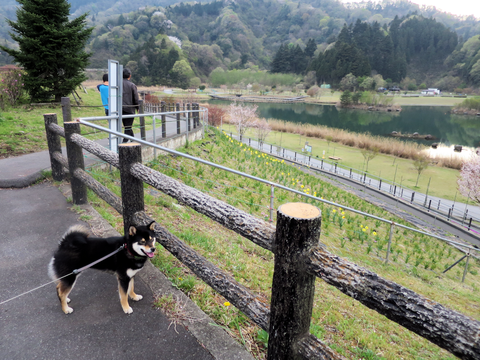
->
[0, 69, 26, 109]
[307, 85, 320, 98]
[206, 104, 227, 127]
[340, 90, 352, 106]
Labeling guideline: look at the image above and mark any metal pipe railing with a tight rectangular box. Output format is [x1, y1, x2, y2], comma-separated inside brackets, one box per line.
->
[77, 118, 480, 255]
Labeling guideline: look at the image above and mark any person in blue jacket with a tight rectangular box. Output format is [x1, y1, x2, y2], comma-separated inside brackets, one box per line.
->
[97, 74, 109, 116]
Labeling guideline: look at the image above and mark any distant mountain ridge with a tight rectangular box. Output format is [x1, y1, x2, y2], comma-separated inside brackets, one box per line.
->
[1, 0, 479, 87]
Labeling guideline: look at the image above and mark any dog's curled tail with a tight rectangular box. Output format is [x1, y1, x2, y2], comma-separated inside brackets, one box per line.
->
[49, 225, 91, 281]
[59, 224, 90, 245]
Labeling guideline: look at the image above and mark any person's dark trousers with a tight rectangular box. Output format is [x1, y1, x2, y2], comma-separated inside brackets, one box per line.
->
[122, 116, 134, 143]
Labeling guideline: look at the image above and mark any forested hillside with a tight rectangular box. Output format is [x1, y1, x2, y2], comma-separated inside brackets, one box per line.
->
[1, 0, 480, 89]
[445, 35, 480, 86]
[306, 15, 458, 85]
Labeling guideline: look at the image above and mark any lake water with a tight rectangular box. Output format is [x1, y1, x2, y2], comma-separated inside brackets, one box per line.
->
[208, 101, 480, 148]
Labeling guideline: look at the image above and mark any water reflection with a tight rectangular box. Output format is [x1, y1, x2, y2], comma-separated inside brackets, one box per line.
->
[207, 100, 480, 147]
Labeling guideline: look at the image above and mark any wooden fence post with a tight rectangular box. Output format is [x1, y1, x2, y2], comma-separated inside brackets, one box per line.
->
[161, 101, 166, 138]
[187, 103, 191, 131]
[61, 97, 71, 123]
[139, 99, 146, 141]
[43, 113, 64, 181]
[64, 121, 87, 204]
[176, 102, 181, 134]
[118, 143, 144, 235]
[193, 102, 199, 128]
[267, 202, 321, 360]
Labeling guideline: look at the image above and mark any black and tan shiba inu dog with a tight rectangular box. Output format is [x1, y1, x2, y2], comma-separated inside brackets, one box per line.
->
[48, 222, 156, 315]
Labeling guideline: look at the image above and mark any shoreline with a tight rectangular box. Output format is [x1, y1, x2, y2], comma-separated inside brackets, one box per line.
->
[451, 108, 480, 116]
[336, 103, 402, 112]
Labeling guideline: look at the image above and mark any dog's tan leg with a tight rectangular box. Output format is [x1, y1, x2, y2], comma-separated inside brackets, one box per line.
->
[128, 278, 143, 301]
[56, 282, 74, 314]
[118, 278, 133, 314]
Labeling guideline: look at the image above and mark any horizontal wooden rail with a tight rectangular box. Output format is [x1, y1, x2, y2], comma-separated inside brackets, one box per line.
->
[54, 127, 275, 251]
[133, 211, 270, 331]
[306, 246, 480, 359]
[47, 122, 65, 137]
[71, 132, 120, 168]
[130, 162, 275, 251]
[52, 151, 123, 214]
[47, 121, 119, 168]
[297, 334, 347, 360]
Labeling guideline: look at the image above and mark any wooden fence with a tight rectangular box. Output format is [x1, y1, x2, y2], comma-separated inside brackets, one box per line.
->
[44, 107, 480, 359]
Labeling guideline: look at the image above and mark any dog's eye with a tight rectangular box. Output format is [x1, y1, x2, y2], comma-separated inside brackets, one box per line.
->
[139, 240, 146, 245]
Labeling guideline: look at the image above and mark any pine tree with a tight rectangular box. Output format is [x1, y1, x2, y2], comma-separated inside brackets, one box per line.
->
[291, 44, 307, 74]
[271, 44, 289, 73]
[304, 38, 317, 58]
[0, 0, 93, 102]
[160, 38, 168, 50]
[337, 24, 352, 45]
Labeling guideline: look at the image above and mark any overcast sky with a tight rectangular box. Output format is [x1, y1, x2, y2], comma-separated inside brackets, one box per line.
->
[341, 0, 480, 18]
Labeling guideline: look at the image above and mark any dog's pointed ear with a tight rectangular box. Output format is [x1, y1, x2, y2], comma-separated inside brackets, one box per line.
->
[129, 226, 137, 236]
[148, 221, 156, 231]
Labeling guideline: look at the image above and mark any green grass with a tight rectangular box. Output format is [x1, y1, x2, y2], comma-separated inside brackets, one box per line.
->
[0, 89, 108, 157]
[80, 128, 479, 360]
[0, 85, 195, 157]
[221, 123, 467, 202]
[7, 86, 478, 358]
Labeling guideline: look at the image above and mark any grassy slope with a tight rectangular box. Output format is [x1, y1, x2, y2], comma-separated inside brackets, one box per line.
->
[83, 128, 479, 360]
[221, 123, 466, 203]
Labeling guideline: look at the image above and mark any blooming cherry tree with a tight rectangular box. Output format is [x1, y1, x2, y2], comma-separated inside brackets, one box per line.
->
[228, 102, 258, 139]
[254, 118, 271, 145]
[0, 69, 25, 109]
[457, 155, 480, 204]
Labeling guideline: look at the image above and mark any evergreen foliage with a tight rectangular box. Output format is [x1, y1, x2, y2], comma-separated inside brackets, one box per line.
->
[1, 0, 474, 88]
[127, 36, 183, 87]
[270, 40, 316, 74]
[308, 14, 457, 86]
[0, 0, 93, 102]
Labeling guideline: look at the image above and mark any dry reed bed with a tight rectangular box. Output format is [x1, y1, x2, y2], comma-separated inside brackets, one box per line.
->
[222, 116, 465, 170]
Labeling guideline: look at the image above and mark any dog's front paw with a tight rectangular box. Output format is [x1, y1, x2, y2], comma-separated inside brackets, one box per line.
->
[67, 297, 71, 303]
[123, 306, 133, 314]
[131, 294, 143, 301]
[64, 306, 74, 314]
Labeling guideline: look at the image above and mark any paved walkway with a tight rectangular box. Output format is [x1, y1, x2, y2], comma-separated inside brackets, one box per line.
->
[0, 184, 215, 360]
[0, 115, 197, 188]
[0, 120, 254, 360]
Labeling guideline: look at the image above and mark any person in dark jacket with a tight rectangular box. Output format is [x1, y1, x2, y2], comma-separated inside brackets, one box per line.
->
[122, 68, 139, 143]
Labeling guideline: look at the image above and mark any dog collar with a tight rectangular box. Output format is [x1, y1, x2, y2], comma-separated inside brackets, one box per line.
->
[124, 244, 145, 260]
